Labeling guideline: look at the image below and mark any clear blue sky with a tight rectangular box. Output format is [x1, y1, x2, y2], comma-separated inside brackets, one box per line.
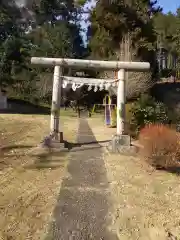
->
[157, 0, 179, 13]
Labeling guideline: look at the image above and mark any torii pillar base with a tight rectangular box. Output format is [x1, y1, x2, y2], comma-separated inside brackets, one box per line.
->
[38, 131, 66, 152]
[107, 134, 137, 155]
[53, 131, 64, 143]
[49, 131, 65, 150]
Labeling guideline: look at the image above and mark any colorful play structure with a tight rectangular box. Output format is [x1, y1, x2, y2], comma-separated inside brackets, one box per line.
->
[92, 94, 117, 127]
[103, 94, 117, 127]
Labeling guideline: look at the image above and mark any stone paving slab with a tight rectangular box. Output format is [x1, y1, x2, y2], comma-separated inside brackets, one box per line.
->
[46, 118, 118, 240]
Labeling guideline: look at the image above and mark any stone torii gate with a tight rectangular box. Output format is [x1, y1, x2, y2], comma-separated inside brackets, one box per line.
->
[31, 57, 150, 151]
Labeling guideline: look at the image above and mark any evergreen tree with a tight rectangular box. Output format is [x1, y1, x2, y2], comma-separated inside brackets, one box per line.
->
[0, 1, 29, 87]
[89, 0, 161, 62]
[88, 0, 161, 99]
[31, 0, 85, 58]
[153, 10, 180, 73]
[26, 0, 86, 102]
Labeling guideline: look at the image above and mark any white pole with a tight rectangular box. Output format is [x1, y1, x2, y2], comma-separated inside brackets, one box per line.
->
[117, 69, 125, 135]
[50, 66, 63, 142]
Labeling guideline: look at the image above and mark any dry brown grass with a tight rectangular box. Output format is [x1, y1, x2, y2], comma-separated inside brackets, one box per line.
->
[0, 114, 78, 240]
[88, 115, 180, 240]
[104, 154, 180, 240]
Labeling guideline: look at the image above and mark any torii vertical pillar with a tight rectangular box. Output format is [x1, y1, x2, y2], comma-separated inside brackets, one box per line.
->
[50, 65, 63, 142]
[110, 68, 132, 153]
[117, 69, 125, 135]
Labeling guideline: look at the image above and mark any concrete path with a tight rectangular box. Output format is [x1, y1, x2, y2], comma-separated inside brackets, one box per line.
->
[46, 118, 118, 240]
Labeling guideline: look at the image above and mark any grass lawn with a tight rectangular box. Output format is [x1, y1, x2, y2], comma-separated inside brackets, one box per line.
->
[2, 111, 180, 240]
[88, 115, 180, 240]
[0, 113, 78, 240]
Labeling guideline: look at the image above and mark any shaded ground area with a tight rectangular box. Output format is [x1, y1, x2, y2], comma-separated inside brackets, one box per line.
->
[0, 99, 77, 116]
[151, 82, 180, 110]
[0, 99, 51, 115]
[47, 118, 118, 240]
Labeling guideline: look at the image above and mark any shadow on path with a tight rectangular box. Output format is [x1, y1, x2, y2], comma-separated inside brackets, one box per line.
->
[46, 118, 118, 240]
[65, 140, 110, 149]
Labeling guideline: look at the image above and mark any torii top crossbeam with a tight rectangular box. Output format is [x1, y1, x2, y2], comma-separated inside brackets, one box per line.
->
[31, 57, 150, 71]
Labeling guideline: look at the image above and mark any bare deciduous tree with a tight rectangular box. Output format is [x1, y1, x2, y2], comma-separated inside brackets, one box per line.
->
[104, 32, 153, 100]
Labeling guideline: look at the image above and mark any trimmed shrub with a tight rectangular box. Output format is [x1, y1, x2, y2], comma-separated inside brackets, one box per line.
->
[125, 102, 136, 136]
[130, 94, 169, 135]
[126, 102, 133, 123]
[139, 124, 180, 169]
